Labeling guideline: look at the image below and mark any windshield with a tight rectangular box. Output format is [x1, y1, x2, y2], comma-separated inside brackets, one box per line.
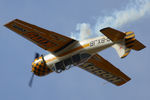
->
[53, 53, 91, 73]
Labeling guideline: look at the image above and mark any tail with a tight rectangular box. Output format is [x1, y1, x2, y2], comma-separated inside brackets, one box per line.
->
[100, 27, 146, 58]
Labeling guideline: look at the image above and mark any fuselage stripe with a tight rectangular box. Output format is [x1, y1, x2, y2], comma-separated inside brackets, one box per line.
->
[45, 43, 90, 63]
[53, 40, 76, 53]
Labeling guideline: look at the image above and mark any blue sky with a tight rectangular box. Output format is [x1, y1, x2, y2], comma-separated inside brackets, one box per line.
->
[0, 0, 150, 100]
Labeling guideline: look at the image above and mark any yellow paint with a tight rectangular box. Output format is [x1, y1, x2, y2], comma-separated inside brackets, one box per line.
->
[122, 53, 129, 58]
[125, 34, 135, 39]
[125, 31, 134, 35]
[45, 57, 57, 63]
[45, 43, 90, 63]
[125, 38, 135, 43]
[125, 48, 131, 52]
[59, 43, 90, 57]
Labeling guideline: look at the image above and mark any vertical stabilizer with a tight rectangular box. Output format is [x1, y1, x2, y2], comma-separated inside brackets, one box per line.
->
[112, 43, 131, 58]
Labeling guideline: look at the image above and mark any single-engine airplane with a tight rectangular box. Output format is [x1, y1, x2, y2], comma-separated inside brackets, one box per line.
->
[4, 19, 146, 87]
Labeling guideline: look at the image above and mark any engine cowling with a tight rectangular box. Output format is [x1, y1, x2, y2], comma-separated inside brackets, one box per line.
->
[31, 56, 53, 76]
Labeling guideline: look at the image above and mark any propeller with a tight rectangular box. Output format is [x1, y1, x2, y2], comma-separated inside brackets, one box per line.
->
[29, 73, 34, 87]
[28, 52, 40, 88]
[35, 53, 40, 59]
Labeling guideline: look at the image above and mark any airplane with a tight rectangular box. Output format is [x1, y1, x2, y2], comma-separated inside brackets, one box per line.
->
[4, 19, 146, 87]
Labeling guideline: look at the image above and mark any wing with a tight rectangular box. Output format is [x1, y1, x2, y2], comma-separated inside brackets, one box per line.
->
[79, 54, 131, 86]
[4, 19, 77, 55]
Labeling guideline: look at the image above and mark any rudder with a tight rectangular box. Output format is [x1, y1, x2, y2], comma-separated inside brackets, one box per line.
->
[125, 32, 136, 49]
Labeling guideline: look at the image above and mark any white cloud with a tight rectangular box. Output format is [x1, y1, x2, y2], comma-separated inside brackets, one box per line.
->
[72, 0, 150, 40]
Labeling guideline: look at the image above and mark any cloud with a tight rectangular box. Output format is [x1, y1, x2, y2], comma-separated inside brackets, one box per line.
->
[76, 23, 92, 40]
[71, 23, 92, 40]
[72, 0, 150, 40]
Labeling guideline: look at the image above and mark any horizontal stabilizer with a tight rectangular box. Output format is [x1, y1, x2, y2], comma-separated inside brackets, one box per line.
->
[100, 27, 126, 41]
[131, 40, 146, 51]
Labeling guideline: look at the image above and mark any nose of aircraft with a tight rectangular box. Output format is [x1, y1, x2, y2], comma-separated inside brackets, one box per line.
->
[31, 56, 52, 76]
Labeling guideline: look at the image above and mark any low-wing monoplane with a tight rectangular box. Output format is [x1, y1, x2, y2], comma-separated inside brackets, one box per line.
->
[4, 19, 146, 87]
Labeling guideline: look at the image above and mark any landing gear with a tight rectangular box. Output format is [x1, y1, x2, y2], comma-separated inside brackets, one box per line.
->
[65, 65, 72, 70]
[51, 64, 72, 73]
[56, 69, 63, 73]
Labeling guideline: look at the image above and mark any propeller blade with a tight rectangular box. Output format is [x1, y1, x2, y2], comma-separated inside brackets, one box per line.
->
[29, 73, 34, 87]
[35, 53, 40, 59]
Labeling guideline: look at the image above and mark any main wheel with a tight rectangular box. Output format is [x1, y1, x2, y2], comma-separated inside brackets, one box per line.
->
[56, 69, 62, 73]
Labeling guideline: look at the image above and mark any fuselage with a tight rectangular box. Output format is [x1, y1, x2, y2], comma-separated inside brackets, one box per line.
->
[43, 36, 114, 68]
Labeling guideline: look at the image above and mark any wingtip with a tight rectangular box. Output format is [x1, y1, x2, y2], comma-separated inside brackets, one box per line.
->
[4, 19, 18, 27]
[100, 27, 111, 32]
[116, 77, 131, 86]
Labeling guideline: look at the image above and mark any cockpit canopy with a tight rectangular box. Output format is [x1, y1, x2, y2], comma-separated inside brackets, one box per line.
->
[52, 53, 91, 73]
